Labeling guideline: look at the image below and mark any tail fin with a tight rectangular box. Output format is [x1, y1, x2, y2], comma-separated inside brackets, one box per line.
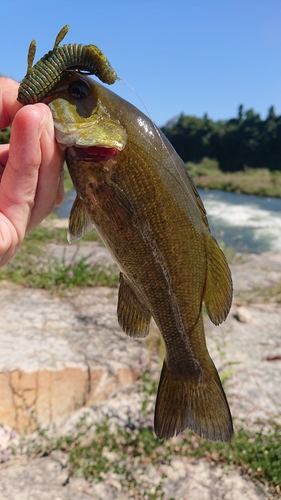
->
[154, 360, 233, 442]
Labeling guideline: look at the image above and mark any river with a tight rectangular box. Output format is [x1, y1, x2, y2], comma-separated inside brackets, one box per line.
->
[54, 189, 281, 254]
[198, 189, 281, 253]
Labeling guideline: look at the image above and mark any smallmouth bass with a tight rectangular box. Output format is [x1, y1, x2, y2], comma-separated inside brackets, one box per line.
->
[43, 72, 233, 441]
[17, 27, 233, 440]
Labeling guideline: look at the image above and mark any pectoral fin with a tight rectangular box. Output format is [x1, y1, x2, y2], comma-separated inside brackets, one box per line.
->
[88, 172, 135, 230]
[117, 273, 151, 338]
[68, 195, 93, 243]
[203, 236, 233, 325]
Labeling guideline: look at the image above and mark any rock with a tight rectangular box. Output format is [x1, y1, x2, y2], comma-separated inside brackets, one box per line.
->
[0, 286, 147, 432]
[235, 306, 252, 323]
[230, 252, 281, 292]
[1, 241, 281, 498]
[0, 435, 275, 500]
[206, 302, 281, 423]
[162, 457, 274, 500]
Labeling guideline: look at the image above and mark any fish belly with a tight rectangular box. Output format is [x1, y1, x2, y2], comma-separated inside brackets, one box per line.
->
[66, 149, 233, 442]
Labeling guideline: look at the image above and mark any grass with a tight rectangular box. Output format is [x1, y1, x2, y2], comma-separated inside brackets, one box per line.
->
[63, 165, 75, 193]
[4, 371, 280, 498]
[187, 158, 281, 197]
[0, 222, 118, 291]
[0, 251, 119, 291]
[184, 422, 281, 488]
[33, 220, 103, 244]
[237, 282, 281, 304]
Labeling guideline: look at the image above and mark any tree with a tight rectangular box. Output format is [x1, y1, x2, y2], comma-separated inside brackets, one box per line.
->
[161, 105, 281, 172]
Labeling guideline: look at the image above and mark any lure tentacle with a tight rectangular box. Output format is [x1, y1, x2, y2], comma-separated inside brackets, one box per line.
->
[53, 24, 70, 49]
[26, 40, 37, 75]
[18, 25, 117, 105]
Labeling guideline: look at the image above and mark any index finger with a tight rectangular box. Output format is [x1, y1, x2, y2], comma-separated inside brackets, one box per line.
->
[0, 77, 22, 129]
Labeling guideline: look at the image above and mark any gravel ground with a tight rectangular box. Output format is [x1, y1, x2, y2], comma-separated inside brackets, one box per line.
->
[0, 241, 280, 499]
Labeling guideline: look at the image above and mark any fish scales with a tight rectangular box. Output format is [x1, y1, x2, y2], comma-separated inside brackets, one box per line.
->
[52, 74, 233, 441]
[17, 31, 233, 441]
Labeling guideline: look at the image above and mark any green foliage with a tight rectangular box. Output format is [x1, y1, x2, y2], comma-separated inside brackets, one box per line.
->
[25, 224, 69, 245]
[162, 105, 281, 173]
[185, 423, 281, 489]
[186, 157, 220, 177]
[0, 224, 118, 290]
[162, 113, 219, 164]
[0, 126, 10, 144]
[1, 251, 118, 291]
[63, 166, 74, 193]
[187, 160, 281, 197]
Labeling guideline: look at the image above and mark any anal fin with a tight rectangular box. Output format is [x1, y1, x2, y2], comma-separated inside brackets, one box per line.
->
[117, 273, 151, 338]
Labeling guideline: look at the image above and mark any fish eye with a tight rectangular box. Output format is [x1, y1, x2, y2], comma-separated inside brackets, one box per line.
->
[68, 80, 89, 99]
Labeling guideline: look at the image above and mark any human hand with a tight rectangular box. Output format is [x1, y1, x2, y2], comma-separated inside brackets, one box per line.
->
[0, 77, 64, 266]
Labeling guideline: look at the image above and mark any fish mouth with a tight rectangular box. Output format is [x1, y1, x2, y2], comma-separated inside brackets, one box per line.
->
[72, 145, 119, 162]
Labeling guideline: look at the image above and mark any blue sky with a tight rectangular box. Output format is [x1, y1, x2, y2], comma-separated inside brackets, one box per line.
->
[1, 0, 281, 126]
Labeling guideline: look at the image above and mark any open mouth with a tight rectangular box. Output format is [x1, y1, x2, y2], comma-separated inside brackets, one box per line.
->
[73, 145, 118, 162]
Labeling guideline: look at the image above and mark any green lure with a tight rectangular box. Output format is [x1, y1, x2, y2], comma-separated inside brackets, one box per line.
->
[18, 25, 117, 105]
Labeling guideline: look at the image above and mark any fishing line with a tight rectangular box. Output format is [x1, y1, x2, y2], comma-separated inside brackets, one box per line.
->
[116, 77, 175, 156]
[116, 77, 159, 129]
[116, 77, 195, 191]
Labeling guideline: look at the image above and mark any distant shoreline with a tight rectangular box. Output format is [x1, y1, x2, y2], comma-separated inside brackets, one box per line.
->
[193, 176, 281, 198]
[186, 159, 281, 198]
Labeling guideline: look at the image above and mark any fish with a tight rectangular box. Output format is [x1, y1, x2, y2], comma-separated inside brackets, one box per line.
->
[43, 72, 233, 441]
[18, 29, 233, 441]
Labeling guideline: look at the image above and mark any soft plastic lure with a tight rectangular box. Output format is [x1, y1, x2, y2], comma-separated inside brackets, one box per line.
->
[18, 25, 117, 105]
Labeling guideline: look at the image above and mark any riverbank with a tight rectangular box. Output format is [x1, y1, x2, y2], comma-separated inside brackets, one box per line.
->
[0, 220, 280, 498]
[187, 158, 281, 198]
